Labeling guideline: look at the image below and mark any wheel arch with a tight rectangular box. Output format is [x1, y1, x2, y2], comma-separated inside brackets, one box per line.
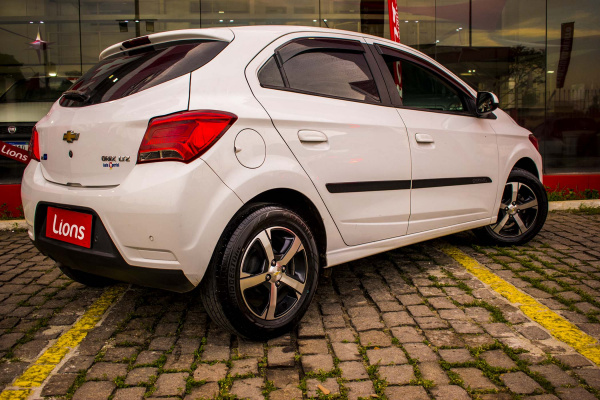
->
[246, 188, 328, 269]
[513, 157, 540, 179]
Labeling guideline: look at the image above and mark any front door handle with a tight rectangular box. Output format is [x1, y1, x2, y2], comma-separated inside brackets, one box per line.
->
[415, 133, 435, 144]
[298, 130, 328, 143]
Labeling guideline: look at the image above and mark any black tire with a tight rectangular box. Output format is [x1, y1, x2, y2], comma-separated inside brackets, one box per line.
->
[57, 262, 116, 287]
[200, 204, 319, 340]
[474, 168, 548, 246]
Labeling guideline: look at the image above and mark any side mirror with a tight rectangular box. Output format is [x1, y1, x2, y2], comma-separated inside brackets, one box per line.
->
[476, 92, 499, 117]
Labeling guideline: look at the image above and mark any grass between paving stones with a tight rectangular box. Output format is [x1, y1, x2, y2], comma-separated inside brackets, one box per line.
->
[3, 316, 50, 360]
[540, 245, 600, 307]
[327, 261, 392, 399]
[387, 246, 516, 396]
[464, 300, 509, 324]
[475, 245, 600, 323]
[439, 341, 553, 397]
[260, 349, 277, 399]
[64, 370, 88, 399]
[427, 258, 511, 325]
[466, 244, 600, 396]
[355, 336, 387, 398]
[400, 336, 440, 396]
[407, 358, 434, 389]
[153, 307, 198, 393]
[185, 375, 205, 393]
[262, 380, 276, 398]
[94, 348, 107, 363]
[2, 277, 74, 361]
[393, 244, 579, 397]
[548, 355, 600, 398]
[299, 342, 345, 399]
[436, 268, 474, 296]
[354, 268, 434, 400]
[186, 339, 269, 400]
[64, 291, 200, 398]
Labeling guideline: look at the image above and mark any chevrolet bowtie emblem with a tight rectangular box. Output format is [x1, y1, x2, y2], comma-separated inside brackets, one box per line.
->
[63, 131, 80, 143]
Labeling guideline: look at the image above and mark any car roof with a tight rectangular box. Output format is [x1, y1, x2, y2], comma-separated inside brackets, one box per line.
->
[221, 26, 476, 96]
[100, 26, 476, 96]
[101, 25, 416, 60]
[233, 25, 422, 56]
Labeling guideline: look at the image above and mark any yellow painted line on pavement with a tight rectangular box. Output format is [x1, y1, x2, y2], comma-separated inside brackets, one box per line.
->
[440, 243, 600, 366]
[0, 285, 126, 400]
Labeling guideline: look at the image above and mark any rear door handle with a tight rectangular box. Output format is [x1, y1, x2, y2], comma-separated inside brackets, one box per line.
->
[415, 133, 434, 144]
[298, 130, 328, 143]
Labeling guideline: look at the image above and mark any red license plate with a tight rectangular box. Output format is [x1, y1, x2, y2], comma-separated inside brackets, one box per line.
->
[46, 207, 93, 248]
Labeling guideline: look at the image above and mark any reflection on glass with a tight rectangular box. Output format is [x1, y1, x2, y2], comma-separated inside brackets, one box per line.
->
[0, 0, 598, 181]
[397, 0, 434, 50]
[544, 0, 599, 174]
[0, 1, 82, 183]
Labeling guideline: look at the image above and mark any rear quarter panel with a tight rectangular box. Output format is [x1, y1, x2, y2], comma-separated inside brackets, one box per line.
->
[188, 29, 347, 257]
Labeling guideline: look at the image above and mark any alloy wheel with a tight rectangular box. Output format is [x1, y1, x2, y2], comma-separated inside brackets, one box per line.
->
[491, 182, 539, 238]
[239, 226, 308, 320]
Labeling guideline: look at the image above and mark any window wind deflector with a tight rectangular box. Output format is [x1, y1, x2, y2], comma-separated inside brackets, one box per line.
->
[276, 38, 365, 64]
[62, 90, 90, 103]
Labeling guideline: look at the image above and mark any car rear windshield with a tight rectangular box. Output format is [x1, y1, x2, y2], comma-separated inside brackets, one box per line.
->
[59, 40, 228, 107]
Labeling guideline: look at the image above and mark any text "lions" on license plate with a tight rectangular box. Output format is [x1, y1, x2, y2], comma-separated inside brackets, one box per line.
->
[46, 207, 92, 248]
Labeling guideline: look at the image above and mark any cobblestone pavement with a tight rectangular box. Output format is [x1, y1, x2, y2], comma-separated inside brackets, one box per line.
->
[0, 211, 599, 400]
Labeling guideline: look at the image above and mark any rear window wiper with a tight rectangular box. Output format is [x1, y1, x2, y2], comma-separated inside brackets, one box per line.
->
[62, 90, 90, 103]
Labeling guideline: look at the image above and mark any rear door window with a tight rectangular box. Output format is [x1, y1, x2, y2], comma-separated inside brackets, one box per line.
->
[258, 56, 285, 88]
[60, 40, 228, 107]
[259, 38, 380, 103]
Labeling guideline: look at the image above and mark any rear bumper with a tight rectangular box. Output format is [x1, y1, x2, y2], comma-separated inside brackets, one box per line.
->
[33, 203, 194, 292]
[21, 159, 244, 289]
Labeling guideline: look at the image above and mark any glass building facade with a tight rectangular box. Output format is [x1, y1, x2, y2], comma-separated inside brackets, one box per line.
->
[1, 0, 599, 185]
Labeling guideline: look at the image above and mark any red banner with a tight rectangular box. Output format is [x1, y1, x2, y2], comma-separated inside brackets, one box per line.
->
[388, 0, 402, 99]
[0, 140, 30, 164]
[556, 22, 574, 89]
[388, 0, 400, 43]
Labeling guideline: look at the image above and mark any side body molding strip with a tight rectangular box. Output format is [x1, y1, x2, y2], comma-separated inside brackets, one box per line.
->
[326, 177, 492, 193]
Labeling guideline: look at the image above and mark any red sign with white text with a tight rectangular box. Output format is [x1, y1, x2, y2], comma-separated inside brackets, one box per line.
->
[46, 207, 93, 248]
[0, 140, 30, 164]
[388, 0, 400, 43]
[388, 0, 403, 98]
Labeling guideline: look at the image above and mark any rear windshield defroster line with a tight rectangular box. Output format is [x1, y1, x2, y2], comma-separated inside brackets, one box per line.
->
[59, 40, 229, 108]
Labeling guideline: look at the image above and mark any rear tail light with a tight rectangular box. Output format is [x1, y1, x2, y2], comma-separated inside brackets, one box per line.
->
[528, 134, 540, 153]
[29, 126, 40, 162]
[138, 111, 237, 164]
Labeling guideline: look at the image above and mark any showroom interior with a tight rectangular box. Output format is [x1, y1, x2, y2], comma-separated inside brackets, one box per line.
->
[1, 0, 599, 210]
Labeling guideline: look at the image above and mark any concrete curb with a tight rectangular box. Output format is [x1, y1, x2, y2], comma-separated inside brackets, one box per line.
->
[0, 220, 27, 231]
[0, 199, 598, 231]
[549, 199, 600, 211]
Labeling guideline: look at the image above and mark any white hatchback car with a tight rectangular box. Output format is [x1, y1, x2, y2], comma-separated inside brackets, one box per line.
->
[22, 26, 547, 339]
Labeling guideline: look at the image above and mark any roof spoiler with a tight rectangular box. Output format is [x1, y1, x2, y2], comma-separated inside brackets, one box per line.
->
[99, 28, 235, 60]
